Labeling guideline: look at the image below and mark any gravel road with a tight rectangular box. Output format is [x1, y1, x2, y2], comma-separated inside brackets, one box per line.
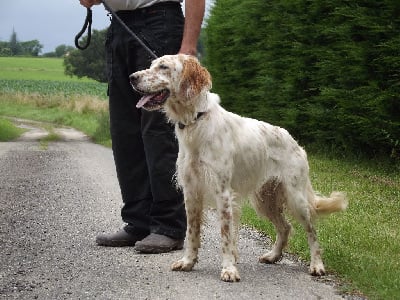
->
[0, 121, 348, 300]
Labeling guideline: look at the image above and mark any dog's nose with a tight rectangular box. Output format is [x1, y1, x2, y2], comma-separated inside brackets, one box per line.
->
[129, 74, 138, 85]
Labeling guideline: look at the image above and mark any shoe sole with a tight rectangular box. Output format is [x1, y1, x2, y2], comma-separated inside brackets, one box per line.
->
[96, 238, 137, 247]
[134, 243, 184, 254]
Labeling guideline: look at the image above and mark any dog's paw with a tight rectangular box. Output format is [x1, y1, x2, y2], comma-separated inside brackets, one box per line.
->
[309, 262, 326, 276]
[258, 251, 282, 264]
[220, 266, 241, 282]
[171, 258, 195, 272]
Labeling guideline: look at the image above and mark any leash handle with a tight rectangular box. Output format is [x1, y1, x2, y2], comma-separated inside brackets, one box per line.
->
[74, 1, 158, 59]
[101, 0, 158, 59]
[75, 8, 92, 50]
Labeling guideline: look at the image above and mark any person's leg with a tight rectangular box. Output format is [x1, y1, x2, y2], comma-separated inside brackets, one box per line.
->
[133, 4, 187, 252]
[97, 13, 153, 246]
[136, 110, 186, 237]
[97, 5, 187, 251]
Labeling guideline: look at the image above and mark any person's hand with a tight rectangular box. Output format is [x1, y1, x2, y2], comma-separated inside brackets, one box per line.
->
[80, 0, 102, 8]
[178, 45, 197, 57]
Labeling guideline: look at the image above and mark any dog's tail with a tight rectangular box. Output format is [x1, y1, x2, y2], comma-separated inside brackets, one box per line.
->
[313, 191, 348, 216]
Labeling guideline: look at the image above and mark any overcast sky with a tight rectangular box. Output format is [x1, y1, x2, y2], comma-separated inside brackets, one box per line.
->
[0, 1, 213, 54]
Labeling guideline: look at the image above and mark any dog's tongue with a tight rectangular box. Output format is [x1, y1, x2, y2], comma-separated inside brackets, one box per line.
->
[136, 94, 153, 108]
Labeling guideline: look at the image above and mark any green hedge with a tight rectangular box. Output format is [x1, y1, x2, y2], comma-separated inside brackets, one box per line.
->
[205, 0, 400, 159]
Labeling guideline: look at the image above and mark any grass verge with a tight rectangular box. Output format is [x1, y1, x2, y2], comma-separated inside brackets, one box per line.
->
[0, 117, 26, 141]
[38, 127, 62, 150]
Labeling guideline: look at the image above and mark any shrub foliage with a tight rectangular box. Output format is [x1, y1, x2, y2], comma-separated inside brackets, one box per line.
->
[205, 0, 400, 159]
[64, 29, 107, 83]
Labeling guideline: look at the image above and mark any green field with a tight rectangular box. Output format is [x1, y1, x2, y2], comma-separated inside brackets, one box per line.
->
[0, 56, 94, 82]
[0, 56, 399, 299]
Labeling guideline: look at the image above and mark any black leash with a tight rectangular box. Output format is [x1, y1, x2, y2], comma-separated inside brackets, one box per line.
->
[102, 0, 158, 59]
[74, 0, 158, 59]
[74, 8, 92, 50]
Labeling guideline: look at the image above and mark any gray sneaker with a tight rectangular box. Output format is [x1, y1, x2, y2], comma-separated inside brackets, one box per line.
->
[134, 233, 184, 253]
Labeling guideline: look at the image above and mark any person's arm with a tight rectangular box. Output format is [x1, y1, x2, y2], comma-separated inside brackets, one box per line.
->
[178, 0, 205, 56]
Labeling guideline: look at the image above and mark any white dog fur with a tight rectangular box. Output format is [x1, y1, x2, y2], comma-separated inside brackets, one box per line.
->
[130, 54, 347, 282]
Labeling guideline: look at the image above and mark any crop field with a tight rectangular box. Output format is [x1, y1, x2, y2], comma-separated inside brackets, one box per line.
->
[0, 57, 107, 99]
[0, 79, 107, 99]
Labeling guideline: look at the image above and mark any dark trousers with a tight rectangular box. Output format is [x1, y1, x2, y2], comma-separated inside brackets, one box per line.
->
[105, 2, 186, 239]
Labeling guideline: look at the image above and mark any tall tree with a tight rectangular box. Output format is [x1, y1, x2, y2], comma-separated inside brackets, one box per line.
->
[9, 28, 21, 55]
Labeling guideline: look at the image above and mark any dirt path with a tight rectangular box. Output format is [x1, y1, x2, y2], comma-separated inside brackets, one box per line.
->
[0, 120, 353, 299]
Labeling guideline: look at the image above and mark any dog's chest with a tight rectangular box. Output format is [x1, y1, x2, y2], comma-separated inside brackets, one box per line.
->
[178, 142, 229, 178]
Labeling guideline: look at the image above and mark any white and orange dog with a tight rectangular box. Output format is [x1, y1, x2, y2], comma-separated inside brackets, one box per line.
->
[130, 54, 347, 282]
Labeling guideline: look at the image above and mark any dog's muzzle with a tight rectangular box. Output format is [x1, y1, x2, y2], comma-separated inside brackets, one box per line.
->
[129, 74, 170, 110]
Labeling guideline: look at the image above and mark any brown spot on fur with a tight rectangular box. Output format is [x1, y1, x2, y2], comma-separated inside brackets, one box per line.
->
[222, 210, 231, 220]
[179, 56, 212, 99]
[221, 224, 230, 238]
[258, 178, 282, 204]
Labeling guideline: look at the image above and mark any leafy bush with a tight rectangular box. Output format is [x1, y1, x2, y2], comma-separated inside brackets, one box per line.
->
[64, 29, 107, 83]
[205, 0, 400, 159]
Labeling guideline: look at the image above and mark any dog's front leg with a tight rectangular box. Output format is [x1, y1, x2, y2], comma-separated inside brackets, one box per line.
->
[171, 195, 202, 272]
[217, 190, 241, 282]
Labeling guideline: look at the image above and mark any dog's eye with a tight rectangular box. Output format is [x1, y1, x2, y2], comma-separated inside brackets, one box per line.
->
[159, 64, 169, 70]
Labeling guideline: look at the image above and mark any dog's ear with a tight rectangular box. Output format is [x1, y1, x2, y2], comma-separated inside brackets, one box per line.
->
[179, 56, 212, 99]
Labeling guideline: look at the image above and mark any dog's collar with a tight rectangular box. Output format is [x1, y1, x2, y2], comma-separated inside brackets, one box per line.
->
[178, 112, 206, 130]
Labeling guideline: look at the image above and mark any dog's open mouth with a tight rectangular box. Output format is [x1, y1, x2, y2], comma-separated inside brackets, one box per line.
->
[135, 89, 170, 109]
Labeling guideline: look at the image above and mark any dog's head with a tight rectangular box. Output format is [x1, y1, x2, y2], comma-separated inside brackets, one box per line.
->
[130, 54, 211, 111]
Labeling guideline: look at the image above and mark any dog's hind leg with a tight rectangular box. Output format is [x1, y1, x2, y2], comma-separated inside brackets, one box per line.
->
[286, 182, 326, 276]
[217, 189, 241, 282]
[171, 193, 203, 272]
[254, 179, 292, 264]
[301, 218, 325, 276]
